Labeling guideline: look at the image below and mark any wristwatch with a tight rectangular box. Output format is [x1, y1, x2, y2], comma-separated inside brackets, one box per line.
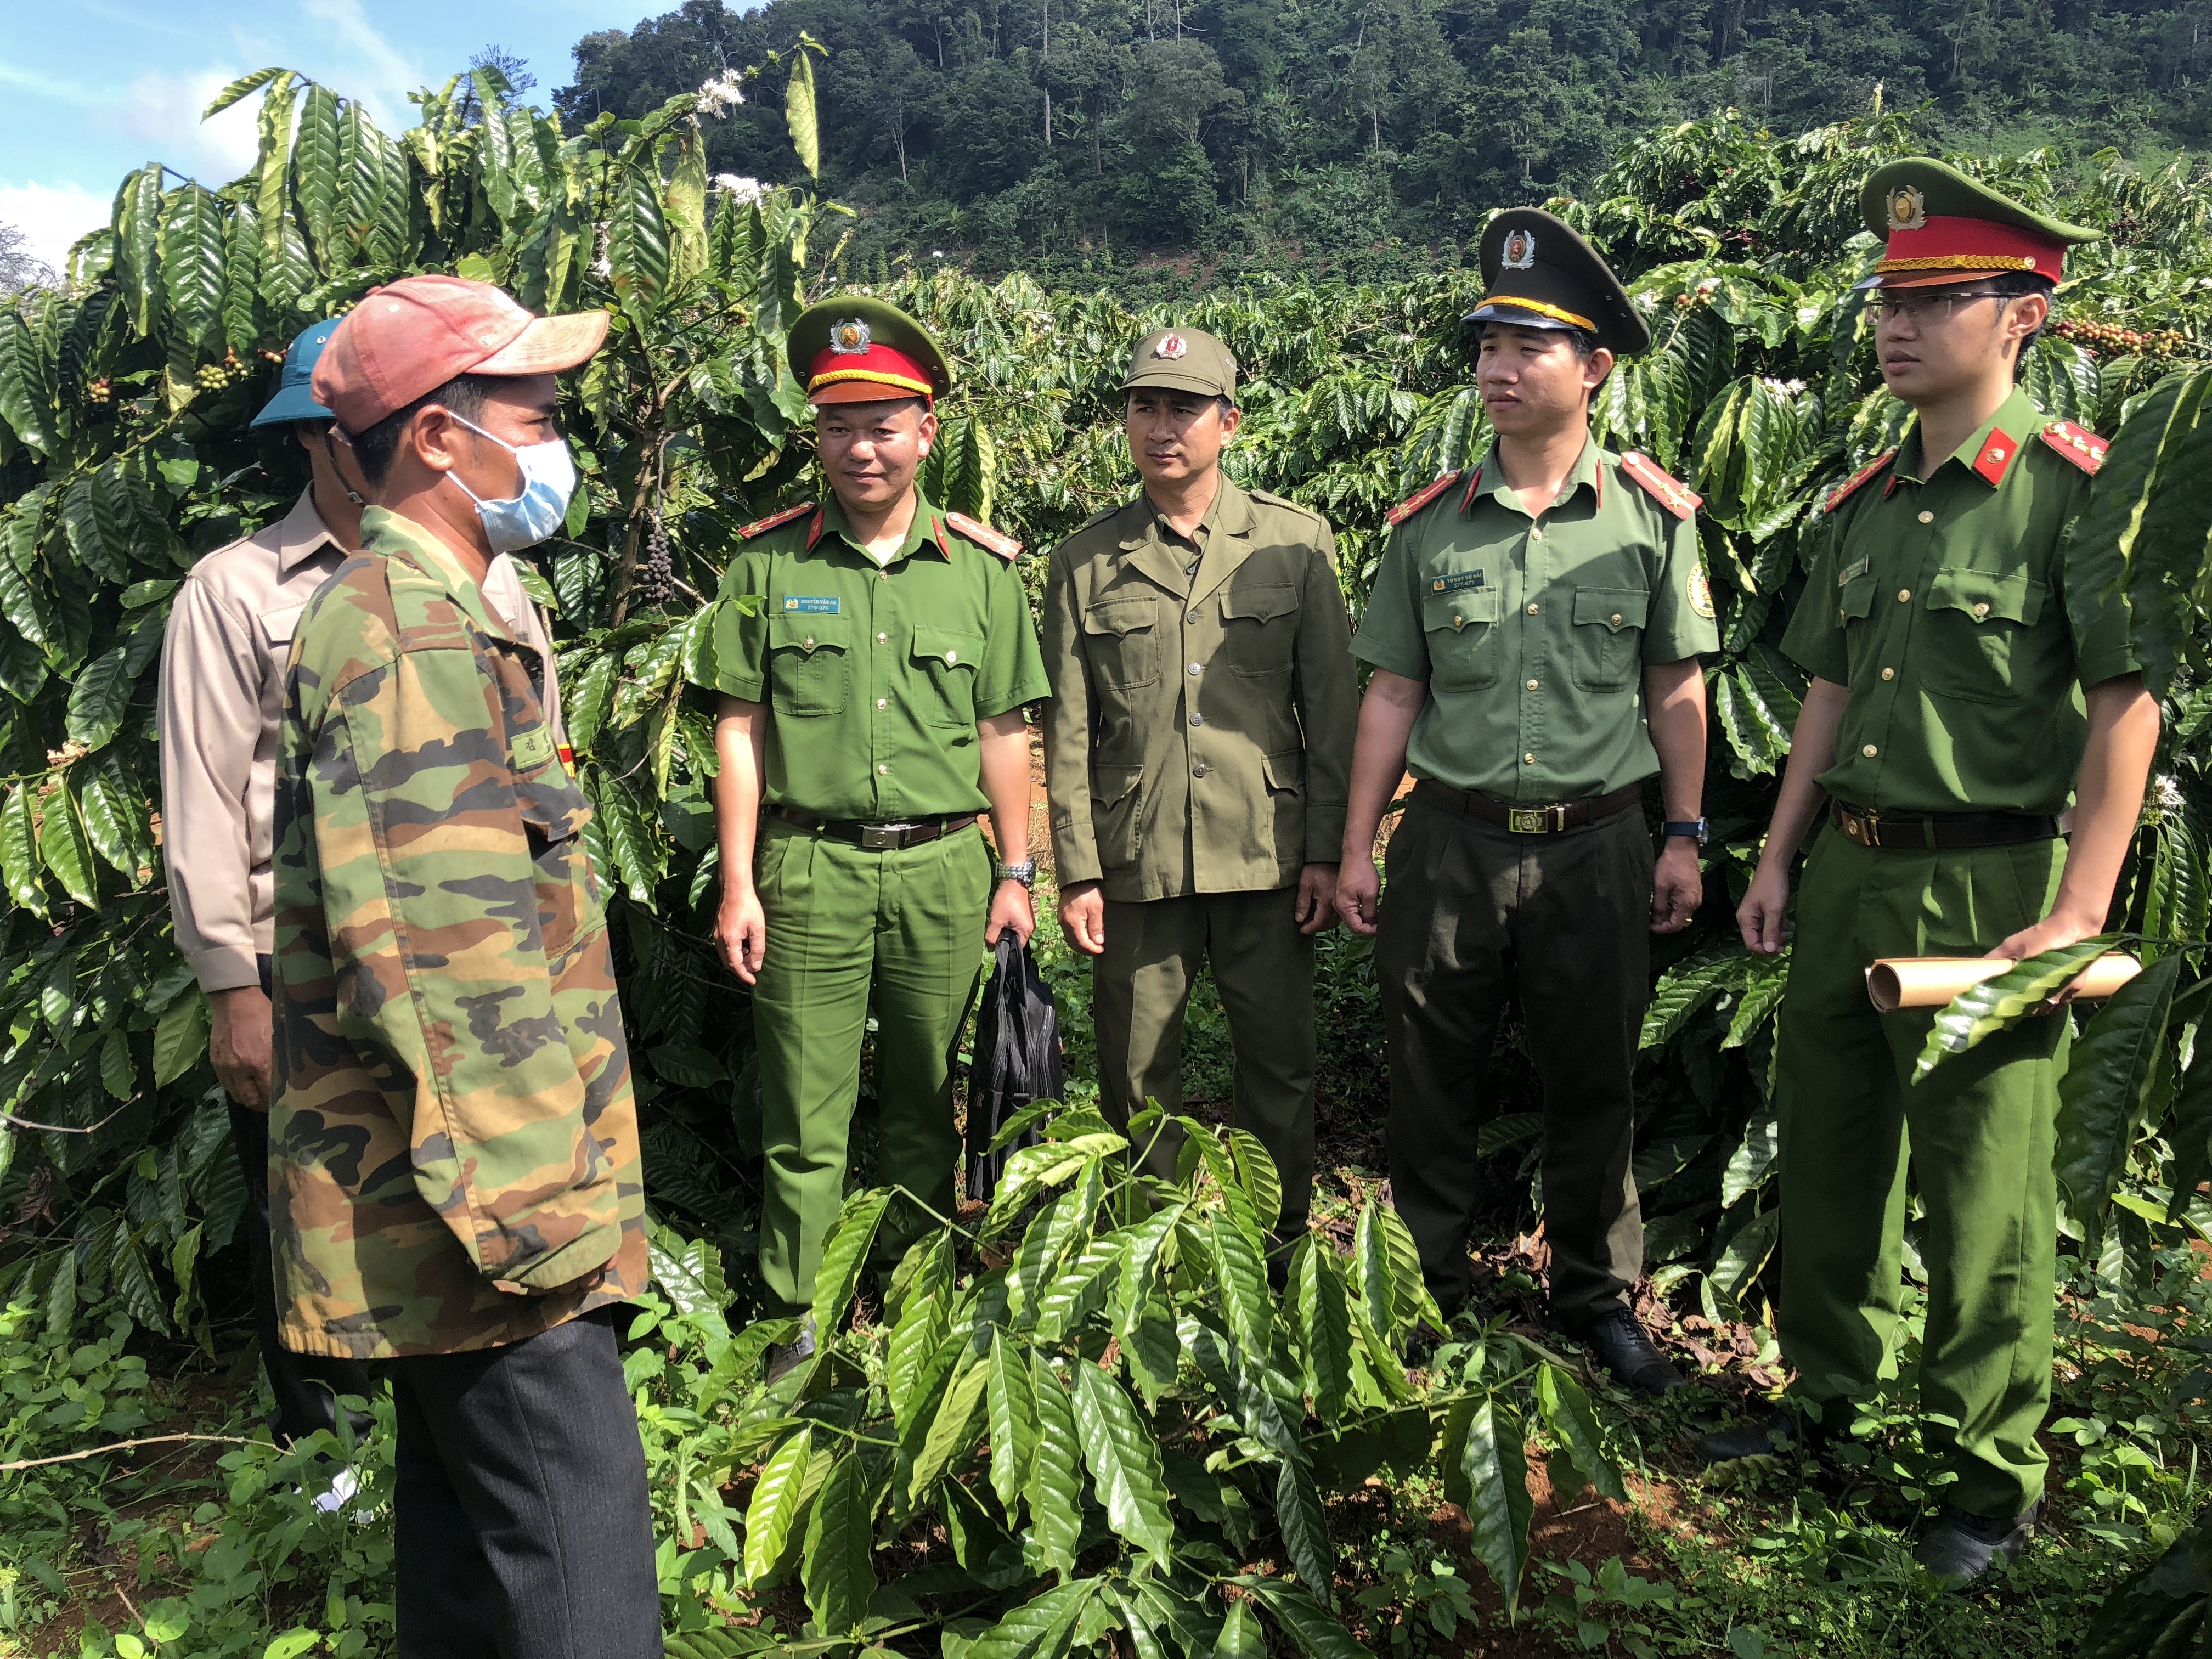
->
[994, 859, 1038, 887]
[1662, 819, 1710, 846]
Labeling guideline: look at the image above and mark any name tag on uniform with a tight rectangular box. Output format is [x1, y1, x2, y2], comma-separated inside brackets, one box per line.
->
[782, 595, 840, 614]
[1430, 571, 1486, 594]
[511, 726, 555, 769]
[1837, 556, 1870, 585]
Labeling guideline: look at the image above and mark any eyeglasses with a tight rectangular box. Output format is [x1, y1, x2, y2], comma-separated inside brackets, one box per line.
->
[1872, 289, 2013, 325]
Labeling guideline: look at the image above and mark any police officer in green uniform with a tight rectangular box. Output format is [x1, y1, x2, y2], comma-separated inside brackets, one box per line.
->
[1043, 327, 1358, 1248]
[1705, 161, 2159, 1581]
[710, 300, 1050, 1361]
[1336, 211, 1717, 1393]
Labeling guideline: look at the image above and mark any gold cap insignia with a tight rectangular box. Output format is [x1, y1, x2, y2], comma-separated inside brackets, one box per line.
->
[1500, 228, 1538, 270]
[831, 318, 872, 354]
[1153, 332, 1189, 359]
[1886, 185, 1928, 232]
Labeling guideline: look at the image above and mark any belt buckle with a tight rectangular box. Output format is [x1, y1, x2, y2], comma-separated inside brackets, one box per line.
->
[1508, 805, 1562, 834]
[858, 823, 910, 850]
[1842, 809, 1878, 848]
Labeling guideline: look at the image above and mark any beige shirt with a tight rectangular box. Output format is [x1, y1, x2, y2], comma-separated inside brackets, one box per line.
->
[158, 490, 565, 993]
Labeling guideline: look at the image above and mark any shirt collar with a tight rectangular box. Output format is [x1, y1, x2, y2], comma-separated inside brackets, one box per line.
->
[1464, 435, 1604, 516]
[1130, 476, 1248, 549]
[1897, 386, 2038, 489]
[275, 488, 346, 573]
[815, 490, 949, 565]
[358, 506, 517, 644]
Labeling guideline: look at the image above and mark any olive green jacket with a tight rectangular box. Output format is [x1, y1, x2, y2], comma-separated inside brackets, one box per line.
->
[1043, 479, 1357, 901]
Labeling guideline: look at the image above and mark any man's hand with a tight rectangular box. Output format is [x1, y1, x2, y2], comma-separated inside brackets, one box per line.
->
[1985, 904, 2106, 964]
[1295, 862, 1340, 935]
[987, 879, 1036, 947]
[1737, 863, 1791, 955]
[1336, 856, 1382, 936]
[1059, 881, 1105, 956]
[1650, 839, 1703, 934]
[208, 985, 273, 1110]
[718, 886, 768, 985]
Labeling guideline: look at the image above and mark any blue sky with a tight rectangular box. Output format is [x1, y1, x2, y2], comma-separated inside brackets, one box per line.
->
[2, 0, 657, 271]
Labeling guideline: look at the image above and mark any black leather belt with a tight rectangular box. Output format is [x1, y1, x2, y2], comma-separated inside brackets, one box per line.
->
[1414, 778, 1643, 833]
[766, 804, 976, 851]
[1830, 802, 2059, 851]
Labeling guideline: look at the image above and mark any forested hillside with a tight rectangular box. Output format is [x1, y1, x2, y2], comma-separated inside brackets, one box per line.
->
[558, 0, 2212, 280]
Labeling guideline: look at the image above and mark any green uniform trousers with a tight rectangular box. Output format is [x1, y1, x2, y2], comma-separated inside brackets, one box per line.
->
[1093, 888, 1317, 1232]
[1376, 795, 1652, 1321]
[752, 816, 991, 1314]
[1775, 827, 2067, 1519]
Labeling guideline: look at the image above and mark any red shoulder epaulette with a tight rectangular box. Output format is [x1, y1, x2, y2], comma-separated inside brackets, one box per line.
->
[945, 511, 1022, 561]
[1825, 450, 1898, 512]
[1620, 451, 1702, 520]
[739, 501, 815, 540]
[1387, 471, 1463, 527]
[2040, 419, 2108, 476]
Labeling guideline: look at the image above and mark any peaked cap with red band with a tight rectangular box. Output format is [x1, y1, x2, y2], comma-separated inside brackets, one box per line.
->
[1859, 157, 2102, 291]
[787, 297, 953, 406]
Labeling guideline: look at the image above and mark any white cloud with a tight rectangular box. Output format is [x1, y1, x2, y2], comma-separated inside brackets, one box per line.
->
[108, 70, 264, 187]
[0, 182, 111, 275]
[297, 0, 425, 131]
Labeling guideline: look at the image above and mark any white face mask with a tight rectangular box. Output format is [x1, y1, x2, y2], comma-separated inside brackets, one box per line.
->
[439, 410, 579, 553]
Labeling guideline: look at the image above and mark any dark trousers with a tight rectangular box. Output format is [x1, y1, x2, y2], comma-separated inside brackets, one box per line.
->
[244, 955, 371, 1443]
[383, 1307, 662, 1659]
[1375, 796, 1652, 1321]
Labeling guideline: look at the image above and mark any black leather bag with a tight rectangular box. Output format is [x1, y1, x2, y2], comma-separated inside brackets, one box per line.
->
[966, 934, 1064, 1201]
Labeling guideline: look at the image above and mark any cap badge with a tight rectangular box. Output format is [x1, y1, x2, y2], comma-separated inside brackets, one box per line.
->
[1886, 184, 1928, 232]
[1500, 228, 1538, 269]
[1153, 332, 1189, 360]
[831, 318, 872, 354]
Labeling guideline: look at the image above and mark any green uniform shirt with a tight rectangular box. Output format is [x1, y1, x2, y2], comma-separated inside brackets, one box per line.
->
[1042, 478, 1358, 900]
[710, 492, 1051, 819]
[1781, 386, 2138, 817]
[270, 508, 648, 1359]
[1352, 438, 1718, 802]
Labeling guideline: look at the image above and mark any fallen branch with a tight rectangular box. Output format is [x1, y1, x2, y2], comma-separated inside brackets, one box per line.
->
[0, 1431, 269, 1474]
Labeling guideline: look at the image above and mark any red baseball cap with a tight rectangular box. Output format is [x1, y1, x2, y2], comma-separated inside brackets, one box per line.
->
[310, 275, 609, 433]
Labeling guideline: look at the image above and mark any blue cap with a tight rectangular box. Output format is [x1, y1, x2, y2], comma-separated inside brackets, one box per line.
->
[250, 319, 342, 427]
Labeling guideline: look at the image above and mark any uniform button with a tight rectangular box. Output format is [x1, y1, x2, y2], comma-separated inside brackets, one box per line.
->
[1189, 712, 1203, 726]
[876, 697, 889, 709]
[878, 763, 890, 774]
[877, 631, 889, 644]
[1187, 611, 1200, 624]
[1917, 510, 1934, 524]
[1972, 602, 1990, 618]
[1193, 763, 1207, 778]
[1522, 752, 1536, 765]
[1526, 678, 1539, 690]
[1526, 602, 1541, 616]
[1188, 662, 1202, 676]
[945, 648, 958, 663]
[1609, 612, 1623, 625]
[1530, 526, 1544, 541]
[1897, 589, 1911, 603]
[1862, 744, 1878, 758]
[1452, 614, 1463, 627]
[804, 636, 815, 647]
[1880, 667, 1894, 681]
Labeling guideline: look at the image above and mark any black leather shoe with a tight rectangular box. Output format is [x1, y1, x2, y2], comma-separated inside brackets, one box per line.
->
[1912, 1500, 2039, 1582]
[1574, 1308, 1685, 1395]
[1699, 1409, 1811, 1464]
[765, 1318, 817, 1384]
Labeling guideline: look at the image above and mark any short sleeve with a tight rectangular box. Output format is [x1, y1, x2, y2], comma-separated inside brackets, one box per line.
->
[973, 554, 1052, 719]
[1641, 511, 1719, 662]
[1781, 520, 1850, 684]
[710, 547, 770, 701]
[1349, 524, 1431, 680]
[2062, 492, 2143, 692]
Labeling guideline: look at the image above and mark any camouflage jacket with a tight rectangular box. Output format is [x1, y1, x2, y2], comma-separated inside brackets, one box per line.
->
[269, 507, 646, 1359]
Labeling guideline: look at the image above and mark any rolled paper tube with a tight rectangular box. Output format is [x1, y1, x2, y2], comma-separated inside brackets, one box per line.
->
[1865, 953, 2142, 1013]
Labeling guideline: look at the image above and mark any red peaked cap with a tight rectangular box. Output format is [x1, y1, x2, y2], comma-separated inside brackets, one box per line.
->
[806, 340, 936, 405]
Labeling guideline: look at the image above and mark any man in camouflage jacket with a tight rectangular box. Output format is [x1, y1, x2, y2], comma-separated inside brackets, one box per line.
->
[274, 276, 659, 1657]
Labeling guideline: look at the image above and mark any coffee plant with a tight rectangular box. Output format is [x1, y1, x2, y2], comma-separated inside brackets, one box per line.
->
[6, 52, 2212, 1651]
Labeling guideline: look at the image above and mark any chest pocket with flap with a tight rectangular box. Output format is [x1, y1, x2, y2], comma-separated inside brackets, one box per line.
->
[1421, 586, 1502, 691]
[1084, 598, 1161, 691]
[1570, 588, 1648, 690]
[1220, 581, 1298, 676]
[912, 625, 985, 726]
[767, 611, 851, 716]
[1922, 567, 2047, 704]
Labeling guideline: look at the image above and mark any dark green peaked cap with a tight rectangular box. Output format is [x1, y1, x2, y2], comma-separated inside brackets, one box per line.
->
[788, 297, 953, 402]
[1860, 158, 2101, 289]
[1465, 208, 1651, 357]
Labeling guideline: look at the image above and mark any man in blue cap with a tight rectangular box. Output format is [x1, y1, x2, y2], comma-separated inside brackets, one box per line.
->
[156, 320, 567, 1482]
